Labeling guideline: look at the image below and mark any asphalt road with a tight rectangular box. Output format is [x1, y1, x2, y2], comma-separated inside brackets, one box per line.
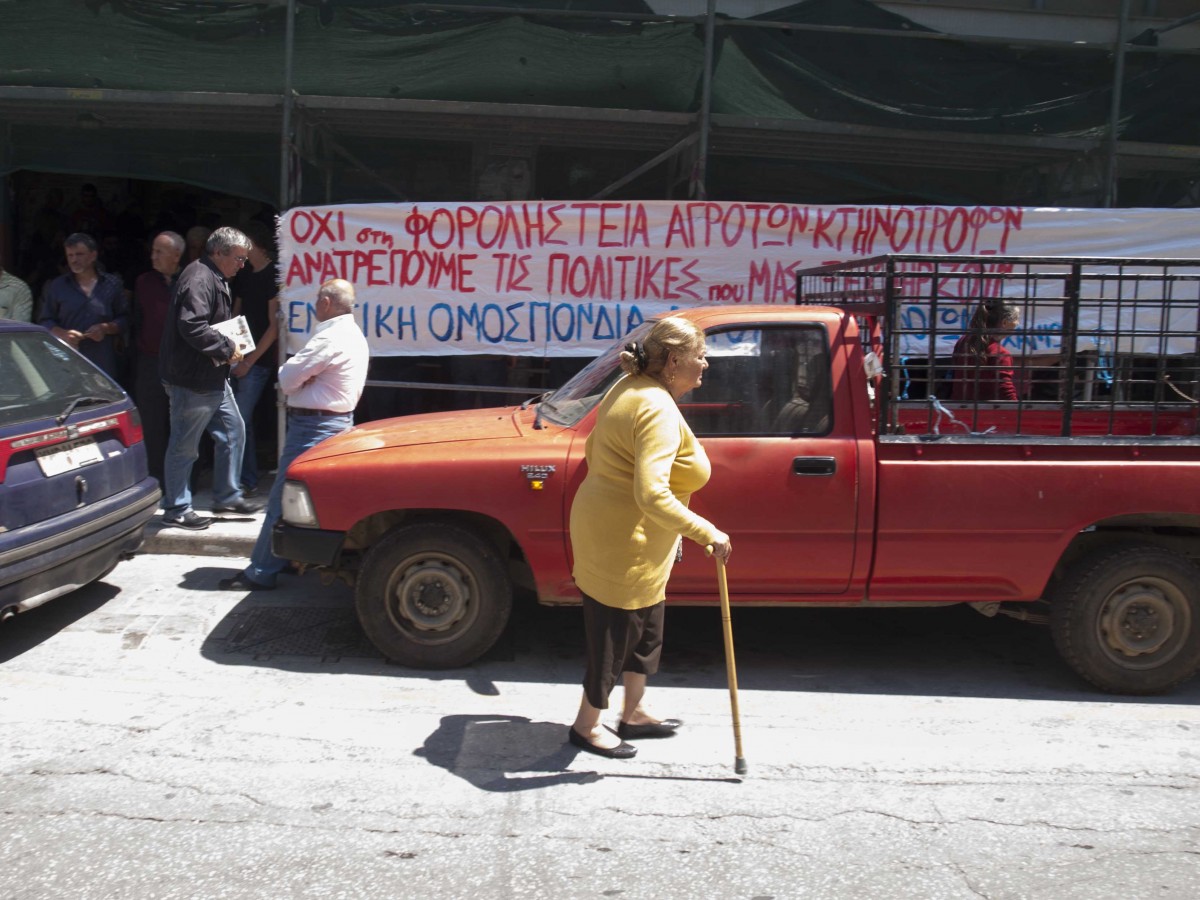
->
[1, 552, 1197, 900]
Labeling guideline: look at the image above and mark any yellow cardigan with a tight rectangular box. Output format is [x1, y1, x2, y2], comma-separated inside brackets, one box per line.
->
[570, 374, 721, 610]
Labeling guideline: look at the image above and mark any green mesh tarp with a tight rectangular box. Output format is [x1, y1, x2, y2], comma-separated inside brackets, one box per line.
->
[3, 124, 282, 204]
[0, 0, 698, 106]
[728, 0, 1200, 142]
[2, 0, 1198, 201]
[4, 0, 1197, 128]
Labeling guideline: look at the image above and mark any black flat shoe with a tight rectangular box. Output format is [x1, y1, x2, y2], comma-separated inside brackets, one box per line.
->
[217, 573, 274, 592]
[212, 498, 264, 515]
[567, 727, 637, 759]
[616, 719, 682, 740]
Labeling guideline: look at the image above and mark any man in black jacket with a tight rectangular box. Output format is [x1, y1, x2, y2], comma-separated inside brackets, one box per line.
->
[159, 226, 262, 530]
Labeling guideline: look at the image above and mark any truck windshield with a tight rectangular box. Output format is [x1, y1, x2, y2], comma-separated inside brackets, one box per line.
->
[537, 321, 655, 427]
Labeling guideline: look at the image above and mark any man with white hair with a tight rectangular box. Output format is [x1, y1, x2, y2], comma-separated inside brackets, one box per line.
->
[220, 278, 368, 590]
[132, 231, 184, 484]
[159, 226, 260, 530]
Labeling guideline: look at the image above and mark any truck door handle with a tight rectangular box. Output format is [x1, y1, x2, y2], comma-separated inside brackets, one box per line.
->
[793, 456, 836, 476]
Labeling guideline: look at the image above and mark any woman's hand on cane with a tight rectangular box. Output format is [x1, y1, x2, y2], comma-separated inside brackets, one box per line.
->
[707, 532, 732, 563]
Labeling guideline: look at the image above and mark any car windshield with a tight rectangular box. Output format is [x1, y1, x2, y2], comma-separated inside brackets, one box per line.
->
[537, 321, 656, 427]
[0, 331, 124, 428]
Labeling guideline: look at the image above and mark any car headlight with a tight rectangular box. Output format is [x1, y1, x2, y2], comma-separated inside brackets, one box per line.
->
[280, 481, 319, 527]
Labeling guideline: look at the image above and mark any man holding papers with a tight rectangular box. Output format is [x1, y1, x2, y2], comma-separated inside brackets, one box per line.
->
[159, 226, 263, 530]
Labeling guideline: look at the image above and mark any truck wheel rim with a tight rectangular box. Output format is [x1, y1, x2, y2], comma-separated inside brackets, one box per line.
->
[388, 555, 477, 639]
[1097, 577, 1187, 667]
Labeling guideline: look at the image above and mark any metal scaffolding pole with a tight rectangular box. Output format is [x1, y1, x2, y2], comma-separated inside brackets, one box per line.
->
[277, 0, 297, 463]
[693, 0, 717, 200]
[1103, 0, 1131, 208]
[590, 132, 698, 200]
[280, 0, 297, 210]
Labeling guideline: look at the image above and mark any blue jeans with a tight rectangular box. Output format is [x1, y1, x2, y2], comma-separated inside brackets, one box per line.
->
[233, 364, 274, 491]
[162, 381, 246, 516]
[243, 412, 352, 587]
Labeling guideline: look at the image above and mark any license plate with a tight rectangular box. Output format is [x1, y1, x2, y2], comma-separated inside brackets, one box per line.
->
[35, 437, 104, 477]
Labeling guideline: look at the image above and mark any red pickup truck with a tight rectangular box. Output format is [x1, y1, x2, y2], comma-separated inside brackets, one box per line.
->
[274, 255, 1200, 695]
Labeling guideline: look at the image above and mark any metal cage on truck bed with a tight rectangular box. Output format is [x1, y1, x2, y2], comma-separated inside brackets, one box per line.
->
[796, 255, 1200, 440]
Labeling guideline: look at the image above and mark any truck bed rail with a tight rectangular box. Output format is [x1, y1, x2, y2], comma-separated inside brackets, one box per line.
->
[797, 254, 1200, 439]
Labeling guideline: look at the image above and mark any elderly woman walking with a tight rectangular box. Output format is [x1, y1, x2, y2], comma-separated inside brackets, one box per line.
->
[567, 316, 732, 759]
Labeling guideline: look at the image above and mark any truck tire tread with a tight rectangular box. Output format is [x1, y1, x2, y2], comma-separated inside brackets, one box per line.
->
[1049, 543, 1200, 695]
[355, 521, 513, 669]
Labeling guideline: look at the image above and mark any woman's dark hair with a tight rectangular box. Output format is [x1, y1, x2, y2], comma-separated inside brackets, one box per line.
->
[962, 299, 1019, 361]
[619, 316, 705, 377]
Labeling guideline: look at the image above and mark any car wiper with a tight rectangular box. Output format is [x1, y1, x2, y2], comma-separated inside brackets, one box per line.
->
[56, 395, 112, 425]
[532, 391, 555, 430]
[519, 390, 554, 430]
[520, 390, 552, 411]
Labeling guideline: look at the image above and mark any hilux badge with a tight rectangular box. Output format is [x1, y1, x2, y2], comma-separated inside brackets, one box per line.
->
[520, 464, 556, 491]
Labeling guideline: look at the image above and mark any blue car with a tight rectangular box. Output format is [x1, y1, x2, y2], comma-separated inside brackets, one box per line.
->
[0, 320, 161, 621]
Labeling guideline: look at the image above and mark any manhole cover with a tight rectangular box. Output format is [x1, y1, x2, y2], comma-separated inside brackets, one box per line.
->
[224, 606, 382, 659]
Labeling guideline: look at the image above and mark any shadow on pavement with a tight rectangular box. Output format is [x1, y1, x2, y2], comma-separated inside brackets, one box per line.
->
[414, 714, 742, 791]
[415, 714, 601, 791]
[0, 582, 119, 664]
[194, 564, 1200, 706]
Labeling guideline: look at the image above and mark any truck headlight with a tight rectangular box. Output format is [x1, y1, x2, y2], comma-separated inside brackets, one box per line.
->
[281, 481, 319, 527]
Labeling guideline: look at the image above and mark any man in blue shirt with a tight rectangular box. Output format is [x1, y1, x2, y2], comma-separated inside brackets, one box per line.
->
[38, 232, 128, 379]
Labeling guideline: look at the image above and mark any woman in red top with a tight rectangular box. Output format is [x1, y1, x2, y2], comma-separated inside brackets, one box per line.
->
[951, 299, 1020, 402]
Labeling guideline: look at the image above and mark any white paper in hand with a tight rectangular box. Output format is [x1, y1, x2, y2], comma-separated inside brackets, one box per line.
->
[212, 315, 256, 365]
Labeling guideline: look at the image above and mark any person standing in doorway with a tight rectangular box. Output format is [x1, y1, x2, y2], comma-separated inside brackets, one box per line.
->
[131, 231, 184, 485]
[0, 262, 33, 321]
[38, 232, 128, 379]
[230, 221, 280, 497]
[220, 278, 368, 591]
[67, 183, 114, 238]
[159, 226, 261, 530]
[184, 225, 211, 266]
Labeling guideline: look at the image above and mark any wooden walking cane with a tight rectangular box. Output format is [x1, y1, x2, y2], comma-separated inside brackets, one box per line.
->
[707, 545, 747, 775]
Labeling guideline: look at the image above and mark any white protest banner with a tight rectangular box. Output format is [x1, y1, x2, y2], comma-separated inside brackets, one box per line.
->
[896, 293, 1200, 359]
[277, 202, 1200, 357]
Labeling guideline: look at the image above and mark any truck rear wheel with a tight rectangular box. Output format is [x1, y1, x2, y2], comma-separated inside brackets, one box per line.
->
[356, 522, 512, 669]
[1050, 544, 1200, 695]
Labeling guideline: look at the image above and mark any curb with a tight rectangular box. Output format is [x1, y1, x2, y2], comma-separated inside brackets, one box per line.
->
[142, 517, 261, 558]
[141, 486, 264, 558]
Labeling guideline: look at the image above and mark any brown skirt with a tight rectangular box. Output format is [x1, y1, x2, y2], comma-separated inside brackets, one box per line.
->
[580, 592, 665, 709]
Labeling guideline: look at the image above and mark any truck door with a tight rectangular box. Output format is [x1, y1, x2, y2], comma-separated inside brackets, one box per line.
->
[669, 325, 859, 595]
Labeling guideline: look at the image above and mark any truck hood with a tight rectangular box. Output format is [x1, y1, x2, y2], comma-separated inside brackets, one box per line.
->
[295, 406, 528, 462]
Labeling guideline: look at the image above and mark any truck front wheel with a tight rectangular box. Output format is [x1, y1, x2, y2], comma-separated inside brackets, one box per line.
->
[1050, 544, 1200, 695]
[356, 522, 512, 669]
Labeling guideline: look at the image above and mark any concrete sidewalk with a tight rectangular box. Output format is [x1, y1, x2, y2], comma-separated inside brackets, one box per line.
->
[142, 485, 265, 559]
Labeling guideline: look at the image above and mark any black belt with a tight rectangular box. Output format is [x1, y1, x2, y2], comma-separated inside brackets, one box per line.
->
[289, 407, 345, 417]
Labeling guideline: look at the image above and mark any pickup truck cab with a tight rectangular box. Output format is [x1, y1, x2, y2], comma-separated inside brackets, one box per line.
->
[275, 255, 1200, 695]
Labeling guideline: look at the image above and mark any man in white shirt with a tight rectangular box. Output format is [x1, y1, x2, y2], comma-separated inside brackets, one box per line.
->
[0, 264, 33, 322]
[219, 278, 369, 590]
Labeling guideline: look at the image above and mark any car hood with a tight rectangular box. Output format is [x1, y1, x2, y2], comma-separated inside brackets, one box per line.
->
[295, 406, 529, 462]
